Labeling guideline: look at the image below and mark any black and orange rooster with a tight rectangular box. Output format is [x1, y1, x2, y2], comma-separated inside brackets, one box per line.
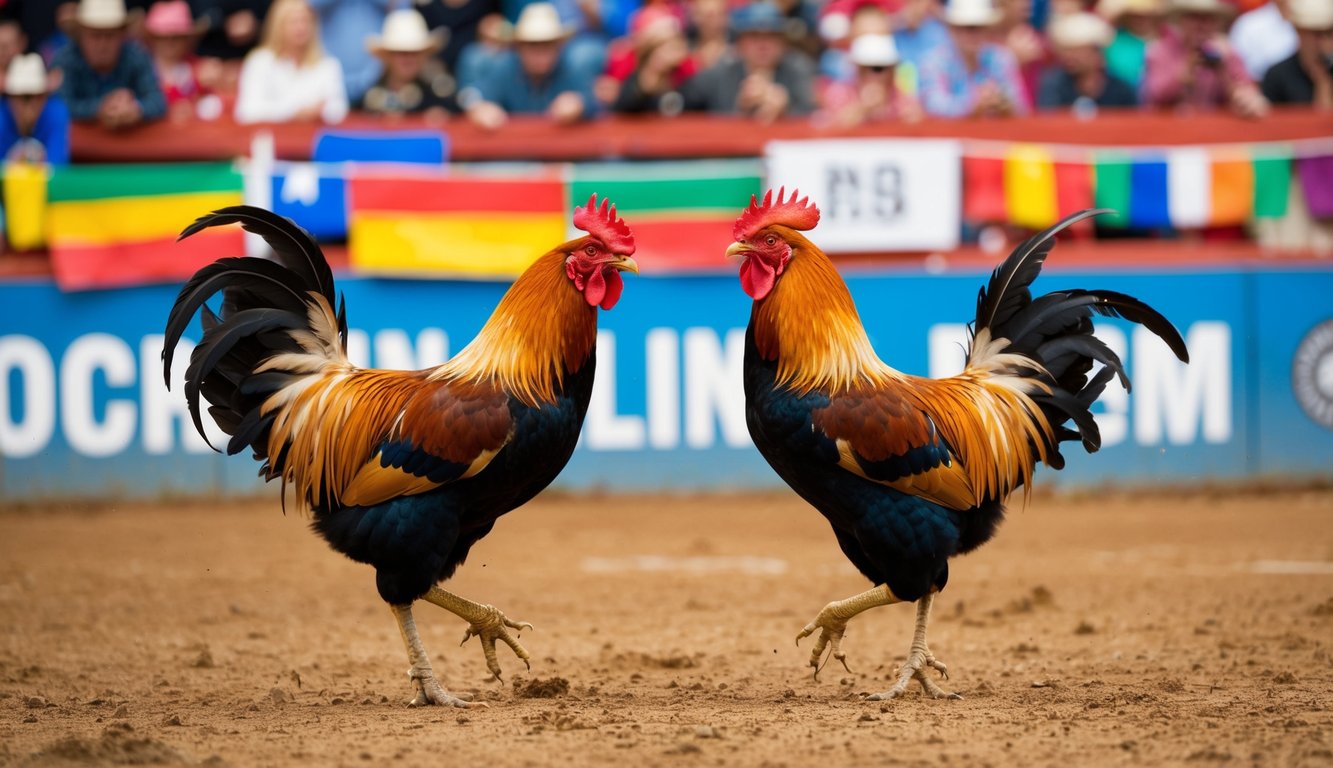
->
[728, 189, 1188, 700]
[163, 198, 637, 707]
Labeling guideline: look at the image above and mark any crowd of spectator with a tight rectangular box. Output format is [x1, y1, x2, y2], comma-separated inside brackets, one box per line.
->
[0, 0, 1330, 162]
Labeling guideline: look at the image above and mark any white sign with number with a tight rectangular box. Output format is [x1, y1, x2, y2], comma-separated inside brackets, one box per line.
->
[764, 138, 962, 253]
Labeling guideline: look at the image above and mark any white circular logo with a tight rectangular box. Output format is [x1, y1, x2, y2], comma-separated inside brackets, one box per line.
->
[1293, 319, 1333, 430]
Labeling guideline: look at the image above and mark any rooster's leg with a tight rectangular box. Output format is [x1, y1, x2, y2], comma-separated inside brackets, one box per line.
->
[796, 584, 898, 678]
[391, 603, 483, 708]
[422, 587, 533, 681]
[868, 593, 961, 701]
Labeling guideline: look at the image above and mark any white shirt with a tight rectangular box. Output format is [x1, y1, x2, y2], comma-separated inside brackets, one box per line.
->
[1229, 2, 1298, 81]
[235, 48, 349, 125]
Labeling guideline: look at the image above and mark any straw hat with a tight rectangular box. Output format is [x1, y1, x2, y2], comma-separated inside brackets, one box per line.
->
[1167, 0, 1235, 16]
[5, 53, 52, 96]
[943, 0, 1002, 27]
[512, 3, 572, 44]
[849, 33, 899, 66]
[144, 0, 208, 37]
[367, 9, 446, 54]
[1096, 0, 1165, 19]
[1050, 12, 1114, 47]
[74, 0, 132, 29]
[1287, 0, 1333, 30]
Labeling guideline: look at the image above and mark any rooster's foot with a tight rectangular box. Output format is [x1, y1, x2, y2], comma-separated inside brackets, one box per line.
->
[868, 646, 960, 701]
[407, 666, 486, 708]
[460, 605, 533, 682]
[795, 603, 853, 679]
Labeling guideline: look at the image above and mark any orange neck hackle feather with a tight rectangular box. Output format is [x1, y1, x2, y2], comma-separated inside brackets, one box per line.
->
[436, 245, 598, 406]
[750, 228, 897, 395]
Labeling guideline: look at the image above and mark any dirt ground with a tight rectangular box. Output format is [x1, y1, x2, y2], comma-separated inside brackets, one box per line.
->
[1, 489, 1331, 767]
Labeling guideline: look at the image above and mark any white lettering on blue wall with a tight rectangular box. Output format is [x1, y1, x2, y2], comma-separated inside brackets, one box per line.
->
[0, 335, 55, 458]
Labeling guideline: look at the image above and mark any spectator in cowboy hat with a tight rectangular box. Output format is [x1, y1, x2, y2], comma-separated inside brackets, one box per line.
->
[51, 0, 166, 128]
[816, 32, 923, 126]
[357, 8, 459, 118]
[1037, 11, 1139, 110]
[1098, 0, 1165, 90]
[1142, 0, 1268, 117]
[916, 0, 1029, 117]
[463, 2, 601, 129]
[0, 53, 70, 164]
[143, 0, 222, 120]
[1261, 0, 1333, 107]
[681, 1, 817, 121]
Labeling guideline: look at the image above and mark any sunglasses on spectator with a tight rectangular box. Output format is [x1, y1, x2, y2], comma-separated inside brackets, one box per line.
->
[861, 65, 893, 73]
[6, 93, 45, 103]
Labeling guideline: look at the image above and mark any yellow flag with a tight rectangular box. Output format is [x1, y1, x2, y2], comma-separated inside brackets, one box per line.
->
[1003, 145, 1058, 229]
[3, 162, 49, 251]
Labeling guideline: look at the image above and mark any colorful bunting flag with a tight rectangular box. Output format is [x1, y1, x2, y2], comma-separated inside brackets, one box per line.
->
[569, 160, 762, 272]
[1128, 155, 1170, 229]
[962, 154, 1006, 222]
[347, 171, 567, 278]
[1166, 147, 1210, 229]
[1297, 155, 1333, 219]
[1002, 144, 1058, 229]
[1252, 151, 1291, 219]
[1093, 152, 1132, 228]
[46, 162, 243, 290]
[1210, 152, 1254, 226]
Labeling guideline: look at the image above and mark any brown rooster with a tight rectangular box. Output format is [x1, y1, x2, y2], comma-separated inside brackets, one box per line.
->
[729, 189, 1188, 699]
[163, 198, 637, 707]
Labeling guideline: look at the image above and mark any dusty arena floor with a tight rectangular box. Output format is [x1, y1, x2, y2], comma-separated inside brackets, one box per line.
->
[1, 489, 1331, 767]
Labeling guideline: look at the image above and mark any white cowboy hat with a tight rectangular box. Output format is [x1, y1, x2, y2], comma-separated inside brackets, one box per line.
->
[1050, 12, 1113, 48]
[5, 53, 51, 96]
[1287, 0, 1333, 31]
[513, 2, 572, 43]
[943, 0, 1002, 27]
[367, 9, 447, 54]
[75, 0, 131, 29]
[849, 33, 900, 67]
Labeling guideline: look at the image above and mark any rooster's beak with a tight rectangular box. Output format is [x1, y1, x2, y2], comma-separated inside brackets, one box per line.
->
[610, 255, 639, 274]
[725, 242, 752, 261]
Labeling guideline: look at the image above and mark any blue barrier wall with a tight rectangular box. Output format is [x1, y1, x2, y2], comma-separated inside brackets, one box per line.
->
[2, 265, 1330, 500]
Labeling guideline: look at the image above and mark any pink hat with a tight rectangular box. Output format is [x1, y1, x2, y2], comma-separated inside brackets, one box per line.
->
[145, 0, 207, 36]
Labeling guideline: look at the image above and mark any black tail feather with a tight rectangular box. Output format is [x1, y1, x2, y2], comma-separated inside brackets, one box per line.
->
[973, 209, 1189, 464]
[163, 205, 340, 463]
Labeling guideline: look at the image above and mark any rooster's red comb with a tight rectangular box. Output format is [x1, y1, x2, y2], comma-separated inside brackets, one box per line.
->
[732, 187, 820, 242]
[574, 194, 635, 255]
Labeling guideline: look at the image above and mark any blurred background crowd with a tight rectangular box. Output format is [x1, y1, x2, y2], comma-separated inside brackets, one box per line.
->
[1, 0, 1330, 163]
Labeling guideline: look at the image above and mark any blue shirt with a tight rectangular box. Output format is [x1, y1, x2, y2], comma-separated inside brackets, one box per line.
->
[51, 40, 166, 122]
[917, 42, 1029, 117]
[474, 47, 600, 116]
[308, 0, 391, 102]
[894, 18, 951, 70]
[0, 96, 71, 165]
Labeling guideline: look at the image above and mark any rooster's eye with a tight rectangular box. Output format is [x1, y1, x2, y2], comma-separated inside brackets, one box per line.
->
[584, 245, 597, 256]
[765, 235, 777, 247]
